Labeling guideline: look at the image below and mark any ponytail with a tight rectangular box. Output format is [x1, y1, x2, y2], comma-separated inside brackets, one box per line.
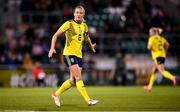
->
[150, 27, 163, 35]
[157, 28, 163, 34]
[82, 18, 86, 22]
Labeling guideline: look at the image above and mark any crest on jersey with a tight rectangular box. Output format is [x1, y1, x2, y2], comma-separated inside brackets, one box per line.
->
[71, 58, 74, 63]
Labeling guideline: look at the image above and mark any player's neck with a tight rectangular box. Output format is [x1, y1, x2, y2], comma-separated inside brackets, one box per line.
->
[73, 19, 82, 24]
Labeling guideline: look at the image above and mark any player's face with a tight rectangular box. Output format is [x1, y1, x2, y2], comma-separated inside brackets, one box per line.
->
[149, 29, 155, 36]
[74, 8, 84, 22]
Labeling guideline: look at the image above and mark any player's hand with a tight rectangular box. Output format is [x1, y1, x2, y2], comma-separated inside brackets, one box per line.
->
[92, 43, 96, 53]
[48, 48, 56, 58]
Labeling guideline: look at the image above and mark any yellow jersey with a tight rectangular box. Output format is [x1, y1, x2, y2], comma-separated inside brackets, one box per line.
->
[60, 20, 88, 58]
[148, 35, 167, 59]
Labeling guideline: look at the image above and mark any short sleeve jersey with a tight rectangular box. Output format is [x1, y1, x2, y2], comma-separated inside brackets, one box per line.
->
[60, 20, 88, 58]
[148, 35, 167, 59]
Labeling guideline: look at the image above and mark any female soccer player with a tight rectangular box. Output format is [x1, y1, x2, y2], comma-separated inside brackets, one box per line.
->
[144, 27, 176, 91]
[48, 5, 98, 106]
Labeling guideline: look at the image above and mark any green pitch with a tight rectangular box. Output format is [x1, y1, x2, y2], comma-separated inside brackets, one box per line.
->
[0, 86, 180, 111]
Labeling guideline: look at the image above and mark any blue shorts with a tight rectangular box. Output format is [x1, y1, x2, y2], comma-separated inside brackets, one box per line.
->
[154, 57, 165, 65]
[64, 55, 83, 67]
[156, 57, 165, 64]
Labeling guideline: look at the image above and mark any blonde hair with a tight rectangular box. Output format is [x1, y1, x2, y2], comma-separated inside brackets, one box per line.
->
[74, 5, 85, 14]
[157, 28, 163, 34]
[74, 5, 86, 22]
[150, 27, 163, 35]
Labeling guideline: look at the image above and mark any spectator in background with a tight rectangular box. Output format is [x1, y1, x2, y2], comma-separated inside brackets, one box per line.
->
[112, 49, 127, 85]
[88, 56, 97, 85]
[32, 38, 44, 62]
[22, 52, 33, 71]
[32, 61, 46, 87]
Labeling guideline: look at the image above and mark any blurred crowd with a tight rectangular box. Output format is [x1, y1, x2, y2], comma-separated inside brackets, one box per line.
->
[0, 0, 180, 67]
[18, 0, 180, 33]
[0, 23, 52, 66]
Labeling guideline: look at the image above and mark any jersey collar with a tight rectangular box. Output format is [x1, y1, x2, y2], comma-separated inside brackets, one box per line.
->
[73, 19, 82, 24]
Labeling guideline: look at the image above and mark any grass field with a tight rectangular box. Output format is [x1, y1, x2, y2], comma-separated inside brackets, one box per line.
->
[0, 86, 180, 111]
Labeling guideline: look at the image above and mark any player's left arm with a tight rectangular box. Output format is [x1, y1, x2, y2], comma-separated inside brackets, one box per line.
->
[84, 23, 96, 53]
[164, 40, 170, 53]
[85, 34, 96, 53]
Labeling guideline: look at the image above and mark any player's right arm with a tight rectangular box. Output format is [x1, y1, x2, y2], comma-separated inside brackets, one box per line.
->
[48, 21, 70, 58]
[48, 28, 63, 58]
[164, 38, 170, 54]
[147, 43, 152, 50]
[147, 37, 153, 51]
